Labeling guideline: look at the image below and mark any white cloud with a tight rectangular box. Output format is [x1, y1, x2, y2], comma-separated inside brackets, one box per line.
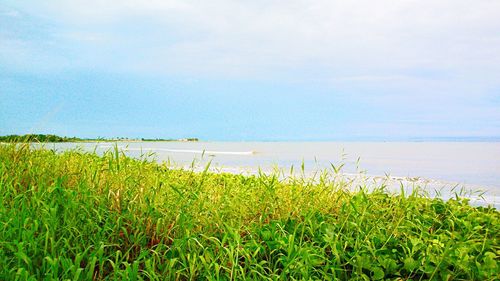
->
[2, 0, 500, 82]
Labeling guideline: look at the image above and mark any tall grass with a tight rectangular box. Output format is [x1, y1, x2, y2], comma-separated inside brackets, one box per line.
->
[0, 143, 498, 280]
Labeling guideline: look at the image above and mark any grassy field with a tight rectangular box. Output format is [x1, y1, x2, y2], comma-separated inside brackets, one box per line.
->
[0, 143, 498, 280]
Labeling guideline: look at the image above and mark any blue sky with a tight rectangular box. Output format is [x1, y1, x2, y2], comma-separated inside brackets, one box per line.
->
[1, 1, 500, 140]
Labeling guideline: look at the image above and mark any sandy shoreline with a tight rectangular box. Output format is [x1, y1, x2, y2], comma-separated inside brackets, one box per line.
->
[180, 164, 500, 209]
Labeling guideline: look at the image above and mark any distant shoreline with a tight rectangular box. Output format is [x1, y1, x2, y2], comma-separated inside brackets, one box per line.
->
[2, 134, 500, 143]
[0, 134, 199, 143]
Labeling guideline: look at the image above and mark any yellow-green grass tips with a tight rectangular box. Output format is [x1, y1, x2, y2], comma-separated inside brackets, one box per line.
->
[0, 143, 498, 280]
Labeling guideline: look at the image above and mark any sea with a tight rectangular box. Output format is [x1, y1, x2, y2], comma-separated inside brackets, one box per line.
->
[47, 141, 500, 208]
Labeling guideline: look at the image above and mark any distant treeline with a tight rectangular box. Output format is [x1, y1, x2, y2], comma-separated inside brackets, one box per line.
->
[0, 134, 81, 142]
[141, 138, 199, 142]
[0, 134, 199, 142]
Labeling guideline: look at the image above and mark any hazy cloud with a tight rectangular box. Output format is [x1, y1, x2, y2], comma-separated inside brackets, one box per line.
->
[2, 0, 500, 79]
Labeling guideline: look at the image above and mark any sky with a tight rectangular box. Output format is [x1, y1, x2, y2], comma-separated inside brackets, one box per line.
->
[1, 0, 500, 141]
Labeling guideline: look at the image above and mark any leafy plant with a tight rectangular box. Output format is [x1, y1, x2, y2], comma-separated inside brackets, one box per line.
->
[0, 143, 498, 280]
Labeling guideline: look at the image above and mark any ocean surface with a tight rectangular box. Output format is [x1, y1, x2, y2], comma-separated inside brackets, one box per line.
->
[48, 141, 500, 208]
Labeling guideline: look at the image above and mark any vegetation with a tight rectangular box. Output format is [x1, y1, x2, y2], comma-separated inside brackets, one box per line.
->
[0, 143, 498, 280]
[0, 134, 199, 143]
[140, 138, 199, 142]
[0, 134, 81, 142]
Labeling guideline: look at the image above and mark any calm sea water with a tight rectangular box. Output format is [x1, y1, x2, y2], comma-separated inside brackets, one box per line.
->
[49, 141, 500, 207]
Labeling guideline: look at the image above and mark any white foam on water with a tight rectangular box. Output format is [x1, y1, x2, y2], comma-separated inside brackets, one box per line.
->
[92, 143, 500, 209]
[99, 145, 255, 156]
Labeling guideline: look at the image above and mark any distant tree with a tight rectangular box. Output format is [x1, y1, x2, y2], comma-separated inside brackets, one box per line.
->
[0, 134, 80, 142]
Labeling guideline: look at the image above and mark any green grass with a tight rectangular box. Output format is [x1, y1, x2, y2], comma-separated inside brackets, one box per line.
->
[0, 143, 498, 280]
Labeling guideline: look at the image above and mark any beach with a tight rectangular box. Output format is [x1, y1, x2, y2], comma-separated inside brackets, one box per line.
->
[45, 141, 500, 208]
